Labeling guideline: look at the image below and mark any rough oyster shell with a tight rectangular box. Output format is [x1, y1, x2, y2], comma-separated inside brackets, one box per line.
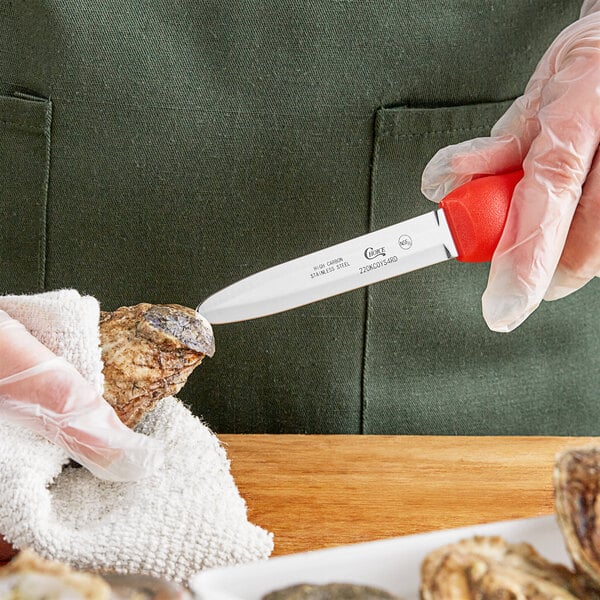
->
[554, 446, 600, 592]
[262, 583, 400, 599]
[0, 549, 192, 599]
[420, 535, 590, 599]
[99, 303, 214, 427]
[0, 549, 111, 599]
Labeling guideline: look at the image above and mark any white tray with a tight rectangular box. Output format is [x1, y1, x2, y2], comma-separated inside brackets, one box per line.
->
[190, 516, 570, 600]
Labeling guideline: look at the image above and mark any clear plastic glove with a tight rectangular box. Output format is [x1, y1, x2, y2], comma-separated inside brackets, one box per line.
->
[421, 2, 600, 332]
[0, 310, 162, 481]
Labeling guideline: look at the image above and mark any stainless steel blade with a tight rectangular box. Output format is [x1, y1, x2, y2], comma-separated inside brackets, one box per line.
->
[197, 208, 458, 324]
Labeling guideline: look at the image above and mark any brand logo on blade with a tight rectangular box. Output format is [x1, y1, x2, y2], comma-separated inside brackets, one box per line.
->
[364, 246, 386, 260]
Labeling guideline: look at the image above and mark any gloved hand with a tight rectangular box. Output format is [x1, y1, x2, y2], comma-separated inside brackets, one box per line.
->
[421, 1, 600, 332]
[0, 309, 162, 481]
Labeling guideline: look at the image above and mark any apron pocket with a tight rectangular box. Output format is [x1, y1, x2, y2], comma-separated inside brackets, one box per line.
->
[362, 98, 566, 435]
[366, 97, 600, 435]
[370, 99, 515, 225]
[0, 91, 52, 294]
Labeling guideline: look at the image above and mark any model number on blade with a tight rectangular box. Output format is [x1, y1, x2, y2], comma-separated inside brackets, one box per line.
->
[359, 255, 398, 274]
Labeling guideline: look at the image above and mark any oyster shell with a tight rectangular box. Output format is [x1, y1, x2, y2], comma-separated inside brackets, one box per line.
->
[99, 303, 214, 427]
[0, 549, 111, 599]
[262, 582, 400, 599]
[554, 446, 600, 591]
[0, 549, 192, 599]
[420, 535, 590, 599]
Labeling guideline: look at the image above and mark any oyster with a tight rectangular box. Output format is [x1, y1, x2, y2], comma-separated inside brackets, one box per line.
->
[0, 548, 111, 599]
[262, 582, 400, 599]
[554, 446, 600, 590]
[99, 303, 214, 427]
[0, 549, 192, 599]
[420, 536, 590, 599]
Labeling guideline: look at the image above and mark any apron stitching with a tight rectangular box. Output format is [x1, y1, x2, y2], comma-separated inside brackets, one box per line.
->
[0, 120, 45, 132]
[392, 125, 491, 138]
[378, 124, 491, 139]
[360, 110, 384, 435]
[38, 99, 52, 292]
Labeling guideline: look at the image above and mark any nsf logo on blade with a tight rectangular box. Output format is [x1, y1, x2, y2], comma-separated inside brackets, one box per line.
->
[398, 235, 413, 250]
[364, 246, 386, 260]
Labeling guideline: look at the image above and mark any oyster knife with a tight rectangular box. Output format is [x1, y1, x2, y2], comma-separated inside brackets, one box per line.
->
[198, 170, 523, 325]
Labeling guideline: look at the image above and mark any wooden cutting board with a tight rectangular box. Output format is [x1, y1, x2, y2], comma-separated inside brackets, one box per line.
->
[219, 435, 599, 556]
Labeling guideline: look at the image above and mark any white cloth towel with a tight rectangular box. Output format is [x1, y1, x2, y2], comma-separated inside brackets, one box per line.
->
[0, 290, 273, 582]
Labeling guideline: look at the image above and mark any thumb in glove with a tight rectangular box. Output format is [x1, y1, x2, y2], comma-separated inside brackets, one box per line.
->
[0, 310, 162, 481]
[421, 6, 600, 332]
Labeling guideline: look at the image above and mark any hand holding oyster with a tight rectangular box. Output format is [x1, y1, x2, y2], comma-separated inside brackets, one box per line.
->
[0, 302, 214, 563]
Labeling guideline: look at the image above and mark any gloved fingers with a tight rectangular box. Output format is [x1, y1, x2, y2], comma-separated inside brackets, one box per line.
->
[0, 312, 56, 376]
[0, 357, 163, 481]
[490, 73, 550, 140]
[0, 409, 163, 483]
[422, 8, 600, 205]
[544, 147, 600, 300]
[421, 134, 526, 202]
[482, 65, 600, 331]
[49, 368, 164, 481]
[421, 91, 544, 202]
[49, 393, 164, 482]
[0, 311, 163, 481]
[581, 0, 600, 17]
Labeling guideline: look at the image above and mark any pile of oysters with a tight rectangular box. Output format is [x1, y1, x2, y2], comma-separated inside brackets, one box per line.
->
[258, 447, 600, 600]
[421, 446, 600, 599]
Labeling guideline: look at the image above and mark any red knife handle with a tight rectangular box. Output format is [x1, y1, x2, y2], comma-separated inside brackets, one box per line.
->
[439, 170, 523, 263]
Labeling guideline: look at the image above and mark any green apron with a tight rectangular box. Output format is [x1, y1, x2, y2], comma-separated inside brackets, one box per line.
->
[1, 1, 596, 435]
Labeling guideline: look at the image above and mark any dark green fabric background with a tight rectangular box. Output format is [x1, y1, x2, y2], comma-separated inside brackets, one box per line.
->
[1, 1, 597, 434]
